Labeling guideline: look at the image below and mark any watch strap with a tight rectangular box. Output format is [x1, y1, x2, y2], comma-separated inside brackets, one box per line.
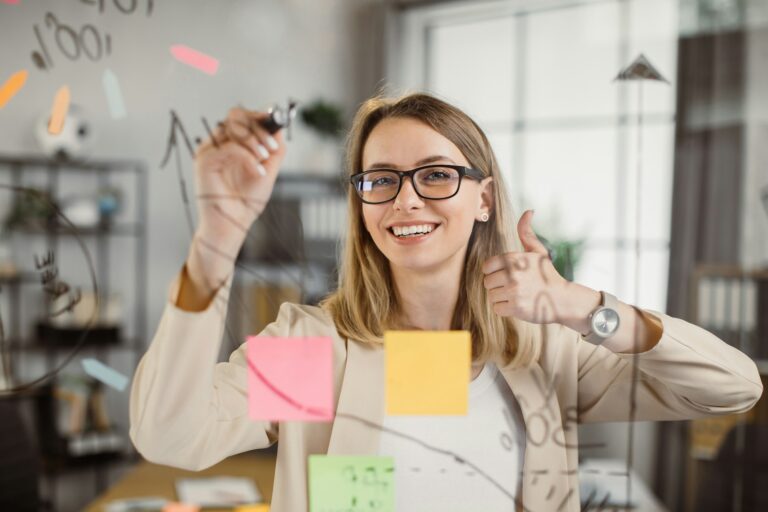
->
[602, 291, 618, 311]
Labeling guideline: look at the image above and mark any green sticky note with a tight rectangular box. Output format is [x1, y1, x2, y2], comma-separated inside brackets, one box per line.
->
[308, 455, 394, 512]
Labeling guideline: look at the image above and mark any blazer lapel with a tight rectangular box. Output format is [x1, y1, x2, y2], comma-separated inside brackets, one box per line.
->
[327, 339, 385, 455]
[501, 363, 574, 512]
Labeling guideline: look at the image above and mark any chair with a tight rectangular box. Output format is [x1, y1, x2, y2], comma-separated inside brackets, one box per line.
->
[0, 397, 41, 512]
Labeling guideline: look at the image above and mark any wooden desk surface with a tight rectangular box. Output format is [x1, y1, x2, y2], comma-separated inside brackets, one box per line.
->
[84, 452, 276, 512]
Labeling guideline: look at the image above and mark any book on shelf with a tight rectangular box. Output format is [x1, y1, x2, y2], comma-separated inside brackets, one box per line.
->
[55, 376, 125, 457]
[238, 283, 301, 336]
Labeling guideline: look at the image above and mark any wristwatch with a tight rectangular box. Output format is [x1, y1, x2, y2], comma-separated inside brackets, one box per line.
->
[581, 291, 621, 345]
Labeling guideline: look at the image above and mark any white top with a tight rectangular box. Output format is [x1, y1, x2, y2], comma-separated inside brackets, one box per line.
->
[378, 363, 526, 511]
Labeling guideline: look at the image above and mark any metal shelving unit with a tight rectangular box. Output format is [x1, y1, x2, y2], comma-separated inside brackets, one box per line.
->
[685, 263, 768, 512]
[0, 154, 148, 511]
[230, 172, 347, 342]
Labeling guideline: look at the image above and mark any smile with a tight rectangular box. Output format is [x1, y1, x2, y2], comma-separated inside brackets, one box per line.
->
[387, 223, 439, 239]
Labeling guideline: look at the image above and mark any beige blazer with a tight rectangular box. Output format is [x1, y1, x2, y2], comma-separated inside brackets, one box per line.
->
[130, 275, 763, 512]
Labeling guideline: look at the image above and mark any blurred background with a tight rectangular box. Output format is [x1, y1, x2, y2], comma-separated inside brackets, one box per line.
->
[0, 0, 767, 510]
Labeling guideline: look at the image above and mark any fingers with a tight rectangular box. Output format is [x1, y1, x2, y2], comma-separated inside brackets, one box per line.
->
[485, 275, 558, 321]
[517, 209, 549, 256]
[227, 108, 282, 153]
[481, 254, 507, 275]
[225, 108, 273, 162]
[487, 286, 511, 304]
[483, 270, 512, 290]
[481, 252, 529, 276]
[492, 301, 512, 317]
[482, 252, 554, 295]
[214, 142, 266, 180]
[246, 111, 281, 152]
[195, 107, 284, 170]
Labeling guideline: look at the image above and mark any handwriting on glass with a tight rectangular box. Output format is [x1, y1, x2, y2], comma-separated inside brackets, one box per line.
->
[31, 13, 112, 71]
[31, 2, 154, 71]
[80, 0, 154, 16]
[309, 456, 395, 512]
[35, 251, 82, 317]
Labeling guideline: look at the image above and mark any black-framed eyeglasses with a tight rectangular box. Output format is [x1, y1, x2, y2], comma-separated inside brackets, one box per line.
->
[349, 164, 486, 204]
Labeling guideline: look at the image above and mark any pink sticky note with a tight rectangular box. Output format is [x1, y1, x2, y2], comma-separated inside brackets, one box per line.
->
[247, 336, 333, 422]
[170, 44, 219, 75]
[2, 0, 21, 5]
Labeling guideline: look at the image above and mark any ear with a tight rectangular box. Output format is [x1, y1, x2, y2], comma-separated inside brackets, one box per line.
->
[476, 177, 494, 221]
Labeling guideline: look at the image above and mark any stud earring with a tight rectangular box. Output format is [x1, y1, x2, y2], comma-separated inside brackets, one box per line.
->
[480, 213, 489, 222]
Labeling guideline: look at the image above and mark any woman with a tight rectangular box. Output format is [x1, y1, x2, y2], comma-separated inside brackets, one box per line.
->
[130, 93, 763, 512]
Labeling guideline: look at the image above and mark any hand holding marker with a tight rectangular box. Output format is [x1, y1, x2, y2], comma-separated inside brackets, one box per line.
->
[180, 102, 296, 309]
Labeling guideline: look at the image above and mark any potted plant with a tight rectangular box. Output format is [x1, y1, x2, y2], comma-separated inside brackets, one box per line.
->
[539, 235, 586, 282]
[299, 99, 345, 173]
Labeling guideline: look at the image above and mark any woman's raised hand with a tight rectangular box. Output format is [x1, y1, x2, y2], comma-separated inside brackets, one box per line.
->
[179, 107, 287, 310]
[193, 107, 287, 256]
[481, 210, 568, 324]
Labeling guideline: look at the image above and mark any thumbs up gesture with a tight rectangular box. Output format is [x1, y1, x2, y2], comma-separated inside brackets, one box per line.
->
[481, 210, 567, 324]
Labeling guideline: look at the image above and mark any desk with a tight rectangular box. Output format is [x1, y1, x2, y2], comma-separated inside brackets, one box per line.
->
[85, 452, 667, 511]
[84, 452, 276, 512]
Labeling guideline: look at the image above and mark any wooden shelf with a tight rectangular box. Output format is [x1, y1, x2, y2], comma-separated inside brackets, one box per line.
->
[0, 153, 149, 512]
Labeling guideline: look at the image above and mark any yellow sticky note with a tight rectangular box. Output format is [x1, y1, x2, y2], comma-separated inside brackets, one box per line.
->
[385, 330, 470, 415]
[234, 505, 270, 512]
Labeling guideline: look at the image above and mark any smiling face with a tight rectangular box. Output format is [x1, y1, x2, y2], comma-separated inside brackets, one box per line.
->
[360, 116, 493, 273]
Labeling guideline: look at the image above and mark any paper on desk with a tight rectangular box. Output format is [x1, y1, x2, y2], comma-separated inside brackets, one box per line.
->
[105, 497, 168, 512]
[175, 477, 262, 508]
[579, 459, 639, 509]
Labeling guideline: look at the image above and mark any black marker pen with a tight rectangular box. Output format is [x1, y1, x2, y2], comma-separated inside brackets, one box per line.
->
[259, 100, 298, 138]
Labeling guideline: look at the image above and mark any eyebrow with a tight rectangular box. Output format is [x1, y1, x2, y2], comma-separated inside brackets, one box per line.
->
[366, 155, 456, 170]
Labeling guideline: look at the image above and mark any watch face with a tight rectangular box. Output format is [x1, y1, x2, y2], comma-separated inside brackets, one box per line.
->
[593, 308, 620, 336]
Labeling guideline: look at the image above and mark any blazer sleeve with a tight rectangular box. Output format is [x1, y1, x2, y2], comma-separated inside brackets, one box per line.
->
[130, 270, 296, 470]
[575, 309, 763, 423]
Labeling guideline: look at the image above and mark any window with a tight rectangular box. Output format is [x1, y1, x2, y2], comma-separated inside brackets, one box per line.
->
[389, 0, 678, 312]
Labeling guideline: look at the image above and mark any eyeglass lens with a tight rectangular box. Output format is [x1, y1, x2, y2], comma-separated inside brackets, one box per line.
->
[355, 166, 462, 203]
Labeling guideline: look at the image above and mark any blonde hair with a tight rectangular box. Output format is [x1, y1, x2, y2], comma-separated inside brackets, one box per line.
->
[321, 93, 539, 369]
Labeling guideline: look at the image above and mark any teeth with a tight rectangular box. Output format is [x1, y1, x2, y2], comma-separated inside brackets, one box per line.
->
[392, 224, 435, 237]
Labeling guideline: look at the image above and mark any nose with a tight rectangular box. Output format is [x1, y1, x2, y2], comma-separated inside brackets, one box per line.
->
[393, 176, 424, 210]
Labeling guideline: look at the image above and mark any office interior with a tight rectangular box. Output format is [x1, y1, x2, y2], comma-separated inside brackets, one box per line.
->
[1, 0, 767, 510]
